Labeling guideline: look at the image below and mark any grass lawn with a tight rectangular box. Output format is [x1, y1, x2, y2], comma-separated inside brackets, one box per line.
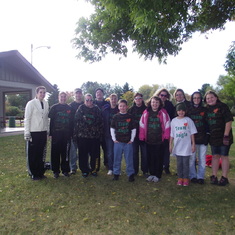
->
[0, 133, 235, 234]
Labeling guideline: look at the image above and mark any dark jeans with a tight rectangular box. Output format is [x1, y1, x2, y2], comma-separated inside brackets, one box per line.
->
[133, 138, 148, 174]
[27, 131, 47, 177]
[100, 136, 108, 166]
[163, 139, 170, 169]
[78, 137, 100, 173]
[176, 155, 190, 179]
[51, 131, 70, 174]
[105, 137, 114, 171]
[146, 143, 163, 178]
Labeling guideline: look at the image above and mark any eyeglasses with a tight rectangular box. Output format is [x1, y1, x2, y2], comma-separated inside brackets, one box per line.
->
[85, 99, 93, 102]
[160, 94, 167, 97]
[135, 97, 143, 100]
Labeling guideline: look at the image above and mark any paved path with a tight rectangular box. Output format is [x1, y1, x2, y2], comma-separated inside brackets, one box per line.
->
[0, 127, 24, 137]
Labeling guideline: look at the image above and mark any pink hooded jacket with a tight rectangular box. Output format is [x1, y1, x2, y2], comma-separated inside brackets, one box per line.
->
[139, 108, 171, 142]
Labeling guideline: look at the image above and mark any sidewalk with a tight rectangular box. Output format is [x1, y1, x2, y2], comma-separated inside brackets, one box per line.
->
[0, 127, 24, 137]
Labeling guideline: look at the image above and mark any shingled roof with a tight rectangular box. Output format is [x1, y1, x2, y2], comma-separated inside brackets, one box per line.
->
[0, 50, 55, 92]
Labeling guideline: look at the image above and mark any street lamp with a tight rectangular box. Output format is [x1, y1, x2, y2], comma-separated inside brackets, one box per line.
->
[31, 44, 51, 64]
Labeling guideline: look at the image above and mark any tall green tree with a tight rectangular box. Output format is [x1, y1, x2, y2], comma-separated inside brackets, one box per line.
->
[217, 75, 235, 109]
[6, 93, 30, 109]
[138, 84, 160, 101]
[112, 83, 123, 99]
[138, 84, 154, 101]
[121, 90, 135, 107]
[198, 83, 213, 97]
[122, 82, 133, 94]
[81, 81, 117, 98]
[73, 0, 235, 63]
[48, 84, 60, 107]
[81, 81, 100, 96]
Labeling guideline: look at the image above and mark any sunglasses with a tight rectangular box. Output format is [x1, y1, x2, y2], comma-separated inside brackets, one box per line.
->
[160, 94, 167, 97]
[135, 97, 143, 100]
[85, 99, 93, 102]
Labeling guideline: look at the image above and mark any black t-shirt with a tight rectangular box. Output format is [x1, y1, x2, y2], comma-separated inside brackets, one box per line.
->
[146, 110, 162, 145]
[206, 102, 233, 146]
[111, 112, 135, 143]
[48, 103, 73, 136]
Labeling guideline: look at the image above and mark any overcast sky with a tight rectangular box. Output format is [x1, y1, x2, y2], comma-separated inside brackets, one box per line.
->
[0, 0, 234, 95]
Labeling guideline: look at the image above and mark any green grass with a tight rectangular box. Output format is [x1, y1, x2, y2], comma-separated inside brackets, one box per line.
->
[0, 134, 235, 235]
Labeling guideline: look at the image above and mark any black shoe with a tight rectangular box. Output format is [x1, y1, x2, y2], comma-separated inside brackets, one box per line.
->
[143, 172, 149, 178]
[63, 172, 70, 177]
[54, 173, 59, 179]
[40, 175, 47, 180]
[191, 178, 198, 183]
[218, 176, 229, 186]
[70, 169, 76, 175]
[82, 172, 89, 178]
[113, 174, 119, 181]
[91, 171, 98, 177]
[164, 168, 171, 174]
[197, 179, 204, 184]
[129, 174, 135, 182]
[31, 176, 41, 181]
[210, 175, 218, 185]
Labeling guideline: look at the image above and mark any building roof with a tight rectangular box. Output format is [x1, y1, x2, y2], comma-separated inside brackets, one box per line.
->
[0, 50, 55, 92]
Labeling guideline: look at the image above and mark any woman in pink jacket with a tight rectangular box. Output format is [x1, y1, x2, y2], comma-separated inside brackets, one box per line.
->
[139, 96, 170, 183]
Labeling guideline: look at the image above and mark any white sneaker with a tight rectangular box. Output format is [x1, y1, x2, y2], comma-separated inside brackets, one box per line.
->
[152, 176, 159, 183]
[146, 175, 155, 182]
[107, 170, 113, 175]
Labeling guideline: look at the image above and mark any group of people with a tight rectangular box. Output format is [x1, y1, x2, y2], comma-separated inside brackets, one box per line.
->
[24, 86, 233, 186]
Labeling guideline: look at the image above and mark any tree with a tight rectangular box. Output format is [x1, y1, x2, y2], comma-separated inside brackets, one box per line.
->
[138, 84, 153, 101]
[112, 83, 123, 99]
[216, 74, 235, 109]
[138, 84, 160, 101]
[6, 93, 30, 110]
[5, 106, 23, 117]
[121, 91, 135, 107]
[198, 83, 213, 97]
[122, 82, 133, 93]
[48, 84, 60, 107]
[73, 1, 235, 63]
[66, 91, 75, 104]
[224, 41, 235, 76]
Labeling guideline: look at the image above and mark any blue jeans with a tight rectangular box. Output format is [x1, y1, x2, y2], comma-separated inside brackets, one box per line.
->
[113, 142, 135, 177]
[189, 144, 207, 179]
[133, 138, 148, 174]
[105, 137, 114, 171]
[69, 139, 78, 171]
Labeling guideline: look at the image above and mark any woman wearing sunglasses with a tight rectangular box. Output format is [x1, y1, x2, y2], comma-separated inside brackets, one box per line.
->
[74, 93, 103, 178]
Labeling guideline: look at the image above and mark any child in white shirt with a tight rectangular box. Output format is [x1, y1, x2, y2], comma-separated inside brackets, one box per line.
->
[169, 103, 197, 186]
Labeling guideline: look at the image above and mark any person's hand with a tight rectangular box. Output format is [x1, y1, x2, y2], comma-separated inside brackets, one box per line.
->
[169, 146, 172, 154]
[223, 135, 229, 146]
[192, 144, 196, 153]
[24, 133, 31, 141]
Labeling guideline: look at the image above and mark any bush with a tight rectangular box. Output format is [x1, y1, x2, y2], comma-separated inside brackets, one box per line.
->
[5, 106, 23, 116]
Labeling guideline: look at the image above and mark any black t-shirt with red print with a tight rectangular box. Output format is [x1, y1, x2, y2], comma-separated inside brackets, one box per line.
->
[206, 102, 233, 146]
[111, 112, 136, 143]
